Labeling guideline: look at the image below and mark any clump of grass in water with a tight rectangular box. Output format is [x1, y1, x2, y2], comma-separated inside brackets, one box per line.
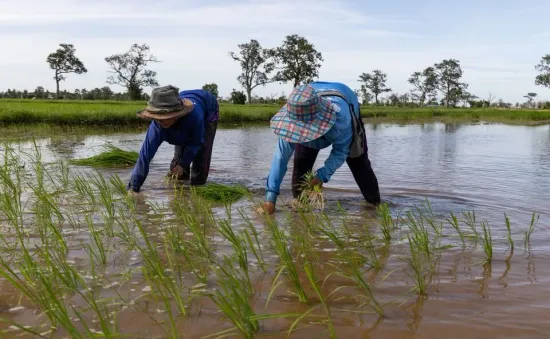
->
[70, 143, 138, 167]
[193, 182, 249, 203]
[296, 171, 324, 210]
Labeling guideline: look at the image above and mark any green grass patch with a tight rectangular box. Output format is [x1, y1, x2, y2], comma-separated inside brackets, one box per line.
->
[2, 99, 550, 126]
[70, 144, 139, 167]
[193, 182, 250, 203]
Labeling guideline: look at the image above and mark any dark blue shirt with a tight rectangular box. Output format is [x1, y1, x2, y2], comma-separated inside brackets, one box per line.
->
[128, 98, 205, 192]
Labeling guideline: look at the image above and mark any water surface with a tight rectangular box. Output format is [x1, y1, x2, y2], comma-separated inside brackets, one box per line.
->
[1, 121, 549, 338]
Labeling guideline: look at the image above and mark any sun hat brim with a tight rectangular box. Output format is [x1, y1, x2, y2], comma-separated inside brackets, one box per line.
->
[270, 97, 339, 143]
[137, 98, 194, 120]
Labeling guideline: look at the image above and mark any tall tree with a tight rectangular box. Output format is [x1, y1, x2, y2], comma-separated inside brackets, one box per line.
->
[104, 43, 160, 101]
[433, 59, 468, 108]
[524, 92, 537, 108]
[408, 67, 437, 106]
[229, 40, 274, 104]
[202, 83, 219, 98]
[358, 70, 391, 105]
[535, 54, 550, 89]
[46, 43, 87, 99]
[272, 34, 323, 88]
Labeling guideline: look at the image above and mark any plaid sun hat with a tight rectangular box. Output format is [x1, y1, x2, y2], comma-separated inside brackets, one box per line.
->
[270, 84, 340, 143]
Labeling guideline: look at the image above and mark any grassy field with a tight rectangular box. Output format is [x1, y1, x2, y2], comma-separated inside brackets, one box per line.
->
[1, 99, 550, 126]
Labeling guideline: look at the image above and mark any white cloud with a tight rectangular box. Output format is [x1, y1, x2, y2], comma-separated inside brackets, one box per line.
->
[0, 0, 548, 103]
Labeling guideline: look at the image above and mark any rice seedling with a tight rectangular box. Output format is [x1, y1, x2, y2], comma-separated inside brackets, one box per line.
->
[296, 171, 325, 210]
[238, 207, 267, 272]
[303, 261, 336, 339]
[192, 182, 250, 203]
[264, 215, 308, 303]
[447, 212, 466, 250]
[217, 205, 253, 293]
[70, 143, 138, 167]
[203, 257, 260, 339]
[403, 235, 431, 297]
[377, 202, 396, 241]
[504, 213, 514, 252]
[524, 212, 539, 250]
[480, 221, 493, 263]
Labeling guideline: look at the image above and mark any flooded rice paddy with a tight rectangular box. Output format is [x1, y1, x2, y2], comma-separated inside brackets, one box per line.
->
[0, 121, 548, 339]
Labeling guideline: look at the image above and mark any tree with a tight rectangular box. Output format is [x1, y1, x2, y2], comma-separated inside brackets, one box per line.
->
[524, 92, 537, 108]
[105, 43, 160, 101]
[271, 34, 323, 88]
[46, 43, 87, 99]
[202, 83, 219, 98]
[408, 67, 437, 106]
[535, 55, 550, 89]
[230, 89, 246, 105]
[358, 70, 391, 105]
[433, 59, 468, 108]
[229, 40, 274, 104]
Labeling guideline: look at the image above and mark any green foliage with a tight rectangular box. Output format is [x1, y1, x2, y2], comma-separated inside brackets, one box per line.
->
[433, 59, 468, 108]
[358, 70, 392, 105]
[271, 34, 323, 87]
[104, 43, 159, 100]
[230, 89, 247, 105]
[229, 39, 275, 104]
[202, 83, 219, 98]
[193, 182, 249, 203]
[408, 67, 437, 106]
[70, 144, 138, 167]
[46, 43, 87, 99]
[535, 54, 550, 89]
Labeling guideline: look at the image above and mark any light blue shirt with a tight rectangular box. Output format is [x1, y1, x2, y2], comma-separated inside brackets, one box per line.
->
[265, 96, 353, 203]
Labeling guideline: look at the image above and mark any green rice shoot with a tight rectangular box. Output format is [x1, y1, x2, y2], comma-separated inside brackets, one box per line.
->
[297, 171, 325, 210]
[70, 143, 139, 167]
[193, 182, 249, 203]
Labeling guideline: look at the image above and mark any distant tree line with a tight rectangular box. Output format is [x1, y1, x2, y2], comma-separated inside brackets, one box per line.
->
[2, 37, 550, 109]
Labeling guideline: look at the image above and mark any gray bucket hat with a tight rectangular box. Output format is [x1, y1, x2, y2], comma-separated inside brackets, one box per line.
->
[137, 85, 194, 120]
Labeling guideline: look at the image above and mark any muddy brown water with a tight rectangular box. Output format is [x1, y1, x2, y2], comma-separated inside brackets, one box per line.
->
[0, 121, 549, 338]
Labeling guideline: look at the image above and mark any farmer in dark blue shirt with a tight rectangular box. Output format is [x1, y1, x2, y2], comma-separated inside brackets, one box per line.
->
[127, 85, 219, 193]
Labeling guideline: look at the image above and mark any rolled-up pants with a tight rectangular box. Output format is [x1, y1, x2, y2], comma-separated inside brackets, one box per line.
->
[291, 141, 381, 205]
[169, 120, 218, 186]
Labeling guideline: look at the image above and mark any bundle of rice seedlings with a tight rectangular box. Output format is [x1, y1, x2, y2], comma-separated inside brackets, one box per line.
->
[70, 143, 139, 167]
[296, 171, 325, 210]
[193, 182, 249, 203]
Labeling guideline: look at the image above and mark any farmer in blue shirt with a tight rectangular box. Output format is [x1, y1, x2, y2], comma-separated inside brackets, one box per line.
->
[262, 83, 381, 214]
[127, 85, 219, 193]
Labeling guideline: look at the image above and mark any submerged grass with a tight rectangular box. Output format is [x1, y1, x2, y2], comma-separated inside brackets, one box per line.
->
[70, 143, 138, 167]
[192, 182, 250, 203]
[0, 142, 543, 338]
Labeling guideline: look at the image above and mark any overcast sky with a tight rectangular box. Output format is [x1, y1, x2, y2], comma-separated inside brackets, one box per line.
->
[2, 0, 550, 103]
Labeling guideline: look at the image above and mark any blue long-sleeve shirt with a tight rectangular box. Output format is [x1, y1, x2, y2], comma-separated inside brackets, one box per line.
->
[265, 96, 353, 203]
[128, 98, 205, 192]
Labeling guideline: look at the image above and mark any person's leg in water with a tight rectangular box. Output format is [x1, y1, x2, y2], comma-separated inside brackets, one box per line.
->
[345, 134, 381, 205]
[291, 144, 320, 198]
[189, 120, 218, 185]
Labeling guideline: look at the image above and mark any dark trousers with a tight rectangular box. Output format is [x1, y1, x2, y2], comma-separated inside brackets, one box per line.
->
[291, 142, 381, 205]
[169, 121, 218, 185]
